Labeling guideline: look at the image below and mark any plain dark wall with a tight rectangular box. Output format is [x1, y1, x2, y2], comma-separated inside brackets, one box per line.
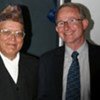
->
[19, 0, 58, 57]
[0, 0, 58, 57]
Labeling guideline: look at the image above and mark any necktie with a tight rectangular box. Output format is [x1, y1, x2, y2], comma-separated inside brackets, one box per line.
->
[66, 51, 80, 100]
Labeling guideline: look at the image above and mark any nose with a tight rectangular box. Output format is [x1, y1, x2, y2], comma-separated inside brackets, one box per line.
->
[64, 21, 70, 30]
[10, 34, 16, 41]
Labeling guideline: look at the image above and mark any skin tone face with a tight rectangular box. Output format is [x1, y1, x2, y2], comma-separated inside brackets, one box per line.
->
[0, 20, 24, 60]
[56, 7, 89, 50]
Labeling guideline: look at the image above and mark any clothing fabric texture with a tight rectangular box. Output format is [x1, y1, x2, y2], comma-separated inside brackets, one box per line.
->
[66, 51, 80, 100]
[38, 42, 100, 100]
[0, 53, 38, 100]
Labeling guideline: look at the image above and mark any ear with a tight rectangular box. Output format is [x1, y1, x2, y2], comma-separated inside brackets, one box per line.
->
[82, 19, 89, 30]
[55, 26, 59, 32]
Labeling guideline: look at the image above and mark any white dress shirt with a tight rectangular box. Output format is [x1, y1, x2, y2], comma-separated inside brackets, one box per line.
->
[0, 52, 20, 84]
[62, 41, 90, 100]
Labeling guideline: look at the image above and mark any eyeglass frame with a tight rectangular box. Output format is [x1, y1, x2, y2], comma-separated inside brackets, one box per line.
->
[56, 18, 83, 27]
[0, 28, 25, 39]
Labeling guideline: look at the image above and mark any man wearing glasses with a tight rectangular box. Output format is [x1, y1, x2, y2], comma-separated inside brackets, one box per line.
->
[0, 4, 38, 100]
[38, 2, 100, 100]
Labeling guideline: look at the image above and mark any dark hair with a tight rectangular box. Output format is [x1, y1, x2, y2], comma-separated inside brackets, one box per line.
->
[0, 4, 23, 24]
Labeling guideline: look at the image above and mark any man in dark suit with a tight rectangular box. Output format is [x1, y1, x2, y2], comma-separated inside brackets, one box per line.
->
[38, 2, 100, 100]
[0, 4, 38, 100]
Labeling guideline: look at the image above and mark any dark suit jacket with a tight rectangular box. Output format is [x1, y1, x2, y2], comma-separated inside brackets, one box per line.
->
[38, 42, 100, 100]
[0, 53, 38, 100]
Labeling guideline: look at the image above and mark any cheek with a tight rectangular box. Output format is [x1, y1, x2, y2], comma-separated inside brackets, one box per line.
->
[17, 40, 23, 48]
[57, 29, 64, 38]
[56, 27, 64, 35]
[73, 24, 83, 32]
[0, 37, 6, 45]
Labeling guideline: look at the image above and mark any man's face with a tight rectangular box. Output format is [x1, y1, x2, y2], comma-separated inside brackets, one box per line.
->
[0, 20, 24, 59]
[56, 7, 88, 48]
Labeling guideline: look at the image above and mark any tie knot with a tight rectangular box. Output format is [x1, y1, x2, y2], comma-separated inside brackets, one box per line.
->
[71, 51, 79, 59]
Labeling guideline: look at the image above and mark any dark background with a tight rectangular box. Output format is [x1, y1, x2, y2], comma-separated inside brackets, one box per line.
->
[21, 0, 58, 57]
[0, 0, 58, 57]
[0, 0, 71, 57]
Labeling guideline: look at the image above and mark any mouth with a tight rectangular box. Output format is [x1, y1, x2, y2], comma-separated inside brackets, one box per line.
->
[7, 43, 17, 48]
[64, 32, 73, 36]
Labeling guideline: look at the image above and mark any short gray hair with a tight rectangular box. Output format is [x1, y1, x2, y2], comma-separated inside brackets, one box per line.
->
[55, 2, 91, 22]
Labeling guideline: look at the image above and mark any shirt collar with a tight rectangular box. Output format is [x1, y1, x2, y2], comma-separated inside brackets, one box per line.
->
[0, 52, 20, 63]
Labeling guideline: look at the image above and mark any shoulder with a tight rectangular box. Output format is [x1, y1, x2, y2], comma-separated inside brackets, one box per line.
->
[20, 53, 39, 65]
[38, 46, 65, 66]
[20, 53, 39, 60]
[40, 46, 65, 59]
[19, 53, 39, 77]
[87, 42, 100, 59]
[88, 42, 100, 52]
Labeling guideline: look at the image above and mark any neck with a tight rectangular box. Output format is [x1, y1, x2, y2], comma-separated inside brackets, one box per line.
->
[0, 52, 17, 60]
[66, 38, 85, 51]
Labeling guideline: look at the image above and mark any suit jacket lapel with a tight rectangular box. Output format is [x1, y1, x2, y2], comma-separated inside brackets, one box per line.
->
[17, 54, 26, 86]
[88, 43, 94, 82]
[54, 46, 65, 98]
[88, 42, 100, 99]
[88, 43, 98, 84]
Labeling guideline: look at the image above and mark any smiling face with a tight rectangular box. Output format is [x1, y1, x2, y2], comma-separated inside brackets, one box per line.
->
[0, 20, 24, 60]
[56, 6, 89, 50]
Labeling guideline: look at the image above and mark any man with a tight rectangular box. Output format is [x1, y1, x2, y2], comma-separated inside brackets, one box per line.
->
[38, 2, 100, 100]
[0, 4, 38, 100]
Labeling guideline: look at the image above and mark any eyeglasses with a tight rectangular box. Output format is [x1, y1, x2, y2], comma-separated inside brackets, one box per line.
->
[56, 18, 83, 27]
[0, 29, 25, 39]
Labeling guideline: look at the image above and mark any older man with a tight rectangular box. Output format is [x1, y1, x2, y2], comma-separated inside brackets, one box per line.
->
[38, 2, 100, 100]
[0, 4, 38, 100]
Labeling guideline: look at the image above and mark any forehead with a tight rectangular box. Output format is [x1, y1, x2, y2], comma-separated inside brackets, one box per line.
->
[57, 7, 80, 19]
[0, 20, 23, 30]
